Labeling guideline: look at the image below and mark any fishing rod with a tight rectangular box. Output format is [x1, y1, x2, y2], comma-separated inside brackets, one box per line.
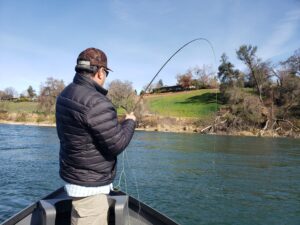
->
[132, 37, 217, 112]
[117, 38, 218, 222]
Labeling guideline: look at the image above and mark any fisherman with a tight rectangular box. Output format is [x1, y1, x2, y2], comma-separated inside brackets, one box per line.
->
[55, 47, 136, 225]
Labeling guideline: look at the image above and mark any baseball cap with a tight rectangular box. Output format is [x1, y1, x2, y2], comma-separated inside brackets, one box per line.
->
[75, 48, 112, 73]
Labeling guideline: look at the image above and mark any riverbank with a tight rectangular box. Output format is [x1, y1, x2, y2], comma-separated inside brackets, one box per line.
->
[0, 120, 55, 127]
[1, 118, 299, 138]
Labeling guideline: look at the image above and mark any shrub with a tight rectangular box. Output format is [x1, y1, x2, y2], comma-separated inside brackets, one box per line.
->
[15, 113, 27, 122]
[36, 114, 47, 123]
[0, 112, 8, 120]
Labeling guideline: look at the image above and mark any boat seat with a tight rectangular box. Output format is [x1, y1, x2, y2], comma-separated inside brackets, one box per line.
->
[38, 195, 129, 225]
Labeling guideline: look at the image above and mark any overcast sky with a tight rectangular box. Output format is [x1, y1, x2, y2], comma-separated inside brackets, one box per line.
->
[0, 0, 300, 94]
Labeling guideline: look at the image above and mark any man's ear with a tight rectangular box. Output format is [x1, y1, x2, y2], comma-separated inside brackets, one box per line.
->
[98, 67, 106, 80]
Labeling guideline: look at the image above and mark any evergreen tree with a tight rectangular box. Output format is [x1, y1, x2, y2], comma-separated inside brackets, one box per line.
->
[27, 85, 36, 99]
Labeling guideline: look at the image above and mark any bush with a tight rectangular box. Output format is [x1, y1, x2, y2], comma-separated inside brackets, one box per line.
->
[15, 113, 27, 122]
[0, 101, 8, 113]
[0, 112, 8, 120]
[16, 97, 31, 102]
[241, 95, 266, 125]
[36, 114, 47, 123]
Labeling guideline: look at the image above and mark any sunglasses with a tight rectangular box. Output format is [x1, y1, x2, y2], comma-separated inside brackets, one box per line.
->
[101, 67, 109, 77]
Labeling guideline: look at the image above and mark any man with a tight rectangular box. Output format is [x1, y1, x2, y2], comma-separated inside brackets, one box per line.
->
[56, 48, 136, 225]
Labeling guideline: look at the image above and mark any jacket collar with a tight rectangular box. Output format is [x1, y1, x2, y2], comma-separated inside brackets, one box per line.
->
[73, 73, 108, 96]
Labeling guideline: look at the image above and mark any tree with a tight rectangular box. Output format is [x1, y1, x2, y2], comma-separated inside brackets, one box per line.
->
[38, 77, 65, 113]
[277, 75, 300, 118]
[192, 65, 214, 88]
[236, 45, 272, 102]
[0, 90, 5, 100]
[156, 79, 164, 89]
[142, 83, 155, 93]
[176, 71, 193, 89]
[107, 80, 136, 112]
[281, 48, 300, 76]
[218, 54, 242, 87]
[272, 50, 300, 119]
[3, 87, 18, 100]
[19, 90, 29, 100]
[217, 54, 243, 103]
[27, 85, 36, 99]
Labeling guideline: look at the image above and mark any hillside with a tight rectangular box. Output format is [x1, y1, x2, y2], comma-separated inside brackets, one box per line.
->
[0, 101, 38, 113]
[0, 90, 221, 131]
[144, 89, 220, 118]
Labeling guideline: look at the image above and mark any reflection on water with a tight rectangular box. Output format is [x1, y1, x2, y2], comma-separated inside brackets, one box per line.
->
[0, 124, 299, 225]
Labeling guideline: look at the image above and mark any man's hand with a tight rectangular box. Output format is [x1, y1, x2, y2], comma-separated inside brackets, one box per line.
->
[125, 112, 136, 121]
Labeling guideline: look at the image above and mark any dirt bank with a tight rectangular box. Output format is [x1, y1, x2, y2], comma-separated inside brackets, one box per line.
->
[0, 113, 299, 138]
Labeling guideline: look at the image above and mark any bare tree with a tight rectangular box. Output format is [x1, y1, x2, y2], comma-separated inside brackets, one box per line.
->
[107, 80, 136, 112]
[38, 77, 65, 113]
[176, 71, 193, 89]
[0, 90, 5, 100]
[281, 48, 300, 76]
[236, 45, 273, 103]
[142, 83, 155, 94]
[3, 87, 18, 100]
[193, 65, 213, 87]
[20, 90, 28, 99]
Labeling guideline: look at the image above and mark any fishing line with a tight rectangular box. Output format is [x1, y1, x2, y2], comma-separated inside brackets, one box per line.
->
[115, 150, 142, 225]
[131, 37, 218, 174]
[133, 37, 217, 112]
[115, 150, 126, 190]
[116, 37, 218, 224]
[124, 149, 142, 223]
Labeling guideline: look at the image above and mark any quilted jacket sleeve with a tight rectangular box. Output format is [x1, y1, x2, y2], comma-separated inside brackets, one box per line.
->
[86, 97, 136, 157]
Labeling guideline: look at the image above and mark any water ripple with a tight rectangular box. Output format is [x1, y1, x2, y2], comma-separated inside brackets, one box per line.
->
[0, 125, 299, 225]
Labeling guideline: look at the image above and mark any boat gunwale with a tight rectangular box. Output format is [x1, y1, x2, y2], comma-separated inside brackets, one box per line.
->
[1, 187, 180, 225]
[113, 190, 179, 225]
[1, 187, 64, 225]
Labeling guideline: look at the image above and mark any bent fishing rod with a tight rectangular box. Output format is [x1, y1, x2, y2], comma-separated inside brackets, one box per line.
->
[132, 37, 217, 113]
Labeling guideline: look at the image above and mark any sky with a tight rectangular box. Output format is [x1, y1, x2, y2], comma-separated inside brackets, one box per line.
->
[0, 0, 300, 95]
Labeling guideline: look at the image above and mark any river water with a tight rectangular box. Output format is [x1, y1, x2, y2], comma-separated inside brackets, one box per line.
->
[0, 124, 299, 225]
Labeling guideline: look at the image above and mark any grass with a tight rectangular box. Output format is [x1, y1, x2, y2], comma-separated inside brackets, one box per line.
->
[116, 107, 126, 115]
[0, 101, 38, 113]
[145, 89, 221, 118]
[1, 101, 127, 117]
[0, 89, 221, 119]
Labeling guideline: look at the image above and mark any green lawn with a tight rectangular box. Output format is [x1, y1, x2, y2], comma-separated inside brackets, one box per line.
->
[0, 101, 39, 113]
[1, 89, 221, 118]
[145, 89, 221, 118]
[0, 101, 128, 117]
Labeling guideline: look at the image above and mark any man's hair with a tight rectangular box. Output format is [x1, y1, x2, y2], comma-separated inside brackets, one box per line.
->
[75, 67, 98, 77]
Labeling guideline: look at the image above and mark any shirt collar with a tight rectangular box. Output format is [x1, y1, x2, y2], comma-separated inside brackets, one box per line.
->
[73, 73, 108, 96]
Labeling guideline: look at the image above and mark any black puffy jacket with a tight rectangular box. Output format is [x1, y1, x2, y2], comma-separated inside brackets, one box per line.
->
[56, 73, 136, 187]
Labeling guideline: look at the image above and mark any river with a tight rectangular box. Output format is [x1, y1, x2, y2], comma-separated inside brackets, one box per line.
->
[0, 124, 299, 225]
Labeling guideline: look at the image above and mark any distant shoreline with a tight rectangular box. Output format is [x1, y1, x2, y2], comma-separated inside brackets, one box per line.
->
[0, 120, 55, 127]
[1, 120, 299, 138]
